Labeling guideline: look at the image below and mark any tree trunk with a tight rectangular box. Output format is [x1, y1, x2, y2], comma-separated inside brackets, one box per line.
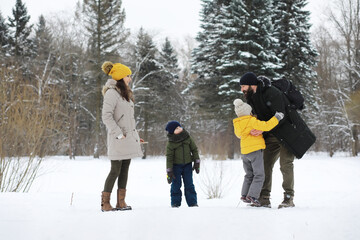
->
[94, 74, 101, 159]
[227, 119, 234, 159]
[142, 99, 149, 159]
[352, 125, 359, 156]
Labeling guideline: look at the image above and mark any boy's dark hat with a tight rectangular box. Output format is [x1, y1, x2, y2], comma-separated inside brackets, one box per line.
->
[165, 121, 181, 134]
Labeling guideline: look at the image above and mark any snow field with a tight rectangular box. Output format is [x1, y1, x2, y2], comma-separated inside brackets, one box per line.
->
[0, 154, 359, 240]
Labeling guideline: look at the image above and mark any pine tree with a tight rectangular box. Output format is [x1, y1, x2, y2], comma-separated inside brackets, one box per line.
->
[82, 0, 129, 158]
[157, 37, 182, 121]
[272, 0, 318, 111]
[33, 15, 52, 60]
[28, 15, 55, 102]
[192, 0, 229, 78]
[176, 37, 198, 134]
[191, 0, 228, 121]
[217, 0, 281, 108]
[7, 0, 33, 59]
[136, 34, 184, 157]
[0, 11, 10, 59]
[131, 28, 160, 158]
[192, 0, 281, 119]
[240, 0, 281, 76]
[159, 38, 179, 78]
[31, 15, 55, 101]
[216, 0, 247, 79]
[191, 0, 235, 158]
[191, 0, 281, 157]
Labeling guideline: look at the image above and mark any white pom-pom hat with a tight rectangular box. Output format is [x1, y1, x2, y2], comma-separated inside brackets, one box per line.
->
[233, 99, 252, 117]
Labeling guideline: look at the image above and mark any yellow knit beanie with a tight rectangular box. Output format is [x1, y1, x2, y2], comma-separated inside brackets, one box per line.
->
[101, 61, 132, 81]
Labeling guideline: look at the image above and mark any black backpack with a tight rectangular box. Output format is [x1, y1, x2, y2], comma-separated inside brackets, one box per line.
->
[270, 77, 305, 110]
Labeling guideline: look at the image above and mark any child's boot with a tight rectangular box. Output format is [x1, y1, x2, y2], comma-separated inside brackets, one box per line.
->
[247, 196, 261, 207]
[241, 195, 251, 203]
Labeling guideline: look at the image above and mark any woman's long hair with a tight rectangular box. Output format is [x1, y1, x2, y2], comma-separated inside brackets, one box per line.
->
[116, 79, 134, 102]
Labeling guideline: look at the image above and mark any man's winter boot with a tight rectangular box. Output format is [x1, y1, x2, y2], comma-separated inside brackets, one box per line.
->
[258, 195, 271, 208]
[278, 194, 295, 209]
[101, 192, 115, 212]
[116, 189, 132, 211]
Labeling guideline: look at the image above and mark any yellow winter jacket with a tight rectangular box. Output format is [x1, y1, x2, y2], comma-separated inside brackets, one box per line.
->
[233, 115, 279, 154]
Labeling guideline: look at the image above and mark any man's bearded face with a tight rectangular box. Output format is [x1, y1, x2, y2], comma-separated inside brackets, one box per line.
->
[241, 86, 255, 100]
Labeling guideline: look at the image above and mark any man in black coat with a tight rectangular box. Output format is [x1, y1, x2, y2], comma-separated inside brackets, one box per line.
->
[239, 72, 315, 208]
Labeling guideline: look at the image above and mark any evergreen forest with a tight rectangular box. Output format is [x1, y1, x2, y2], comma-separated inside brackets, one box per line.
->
[1, 0, 359, 161]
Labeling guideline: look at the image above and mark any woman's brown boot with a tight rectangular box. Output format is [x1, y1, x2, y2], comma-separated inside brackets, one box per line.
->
[116, 189, 132, 210]
[101, 192, 115, 212]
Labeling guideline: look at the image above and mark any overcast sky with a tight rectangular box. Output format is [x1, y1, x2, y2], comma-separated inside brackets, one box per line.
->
[0, 0, 329, 40]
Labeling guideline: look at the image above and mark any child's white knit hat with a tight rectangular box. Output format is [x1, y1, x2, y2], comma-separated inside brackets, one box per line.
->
[233, 99, 252, 117]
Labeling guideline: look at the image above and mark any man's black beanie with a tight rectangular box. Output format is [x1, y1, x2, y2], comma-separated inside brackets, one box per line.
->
[239, 72, 259, 85]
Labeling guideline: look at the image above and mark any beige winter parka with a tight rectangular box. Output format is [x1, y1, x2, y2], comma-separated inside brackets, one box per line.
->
[102, 79, 143, 160]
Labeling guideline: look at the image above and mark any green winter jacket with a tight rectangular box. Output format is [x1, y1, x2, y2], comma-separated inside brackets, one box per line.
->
[166, 129, 200, 170]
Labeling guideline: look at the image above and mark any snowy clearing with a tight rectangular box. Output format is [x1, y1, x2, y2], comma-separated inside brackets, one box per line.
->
[0, 153, 359, 240]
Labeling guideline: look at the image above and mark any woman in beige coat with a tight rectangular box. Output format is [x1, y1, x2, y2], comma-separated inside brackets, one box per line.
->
[100, 61, 143, 211]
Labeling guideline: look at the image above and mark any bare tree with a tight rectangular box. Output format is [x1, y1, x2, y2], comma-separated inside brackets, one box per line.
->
[329, 0, 360, 156]
[346, 91, 360, 154]
[0, 67, 63, 192]
[197, 160, 239, 199]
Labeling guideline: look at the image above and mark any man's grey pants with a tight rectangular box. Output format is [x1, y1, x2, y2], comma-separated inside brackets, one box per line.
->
[241, 150, 265, 199]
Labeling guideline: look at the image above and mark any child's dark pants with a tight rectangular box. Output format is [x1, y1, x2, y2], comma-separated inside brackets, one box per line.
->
[170, 163, 197, 207]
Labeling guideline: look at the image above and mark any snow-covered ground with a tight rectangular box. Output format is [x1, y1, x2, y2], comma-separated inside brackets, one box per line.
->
[0, 153, 359, 240]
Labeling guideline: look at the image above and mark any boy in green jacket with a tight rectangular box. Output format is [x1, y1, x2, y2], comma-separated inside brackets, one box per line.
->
[165, 121, 200, 208]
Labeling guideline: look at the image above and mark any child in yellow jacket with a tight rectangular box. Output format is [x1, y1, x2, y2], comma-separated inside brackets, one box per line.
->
[233, 99, 283, 207]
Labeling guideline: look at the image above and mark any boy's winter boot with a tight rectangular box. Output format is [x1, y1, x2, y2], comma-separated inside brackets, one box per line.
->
[116, 189, 132, 211]
[258, 195, 271, 208]
[101, 192, 115, 212]
[278, 194, 295, 209]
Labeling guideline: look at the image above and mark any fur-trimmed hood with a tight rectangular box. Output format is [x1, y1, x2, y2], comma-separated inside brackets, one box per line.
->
[257, 75, 272, 88]
[102, 79, 117, 96]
